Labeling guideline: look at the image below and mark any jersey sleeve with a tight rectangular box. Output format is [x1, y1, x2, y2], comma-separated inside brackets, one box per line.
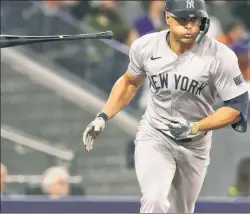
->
[127, 39, 146, 78]
[213, 49, 247, 101]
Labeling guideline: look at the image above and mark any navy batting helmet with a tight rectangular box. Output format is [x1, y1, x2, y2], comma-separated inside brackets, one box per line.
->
[164, 0, 210, 43]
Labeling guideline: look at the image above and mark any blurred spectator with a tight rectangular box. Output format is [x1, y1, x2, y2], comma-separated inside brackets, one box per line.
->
[84, 1, 126, 40]
[133, 0, 165, 37]
[44, 0, 63, 12]
[206, 1, 235, 28]
[1, 163, 8, 195]
[216, 19, 246, 47]
[231, 1, 250, 32]
[116, 1, 144, 26]
[217, 19, 250, 82]
[228, 157, 250, 197]
[205, 4, 223, 38]
[231, 43, 250, 81]
[44, 0, 79, 15]
[41, 166, 70, 199]
[26, 183, 85, 196]
[67, 1, 93, 20]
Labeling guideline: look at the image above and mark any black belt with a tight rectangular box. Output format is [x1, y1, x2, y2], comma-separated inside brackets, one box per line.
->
[167, 134, 193, 143]
[157, 129, 207, 144]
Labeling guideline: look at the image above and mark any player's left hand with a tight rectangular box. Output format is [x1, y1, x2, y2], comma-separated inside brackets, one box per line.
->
[82, 114, 107, 152]
[168, 119, 200, 139]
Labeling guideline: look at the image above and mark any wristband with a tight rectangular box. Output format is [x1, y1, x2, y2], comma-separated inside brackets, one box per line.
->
[97, 112, 109, 123]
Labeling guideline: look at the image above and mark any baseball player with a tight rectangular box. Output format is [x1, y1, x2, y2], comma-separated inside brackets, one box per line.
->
[83, 0, 249, 213]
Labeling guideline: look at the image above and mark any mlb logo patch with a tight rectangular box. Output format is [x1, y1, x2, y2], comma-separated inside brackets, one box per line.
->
[233, 74, 244, 86]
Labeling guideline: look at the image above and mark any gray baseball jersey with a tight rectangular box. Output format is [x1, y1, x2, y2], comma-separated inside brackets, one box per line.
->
[128, 30, 247, 138]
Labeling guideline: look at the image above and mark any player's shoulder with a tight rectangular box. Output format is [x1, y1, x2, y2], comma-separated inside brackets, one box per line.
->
[130, 30, 165, 52]
[202, 35, 237, 61]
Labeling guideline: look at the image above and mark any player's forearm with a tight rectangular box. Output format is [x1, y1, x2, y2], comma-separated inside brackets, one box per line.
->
[102, 76, 140, 120]
[197, 107, 241, 132]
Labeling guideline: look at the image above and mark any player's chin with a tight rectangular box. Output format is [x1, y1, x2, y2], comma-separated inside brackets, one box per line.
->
[179, 37, 196, 44]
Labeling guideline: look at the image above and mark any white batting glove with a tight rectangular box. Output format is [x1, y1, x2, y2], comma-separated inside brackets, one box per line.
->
[82, 113, 108, 152]
[168, 119, 200, 139]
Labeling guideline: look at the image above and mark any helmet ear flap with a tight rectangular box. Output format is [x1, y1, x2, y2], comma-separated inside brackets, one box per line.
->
[200, 18, 208, 31]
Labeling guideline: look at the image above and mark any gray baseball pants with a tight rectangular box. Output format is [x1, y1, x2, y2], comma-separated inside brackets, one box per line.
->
[134, 120, 212, 213]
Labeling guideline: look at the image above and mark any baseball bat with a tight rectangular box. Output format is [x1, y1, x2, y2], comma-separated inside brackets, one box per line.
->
[0, 31, 113, 48]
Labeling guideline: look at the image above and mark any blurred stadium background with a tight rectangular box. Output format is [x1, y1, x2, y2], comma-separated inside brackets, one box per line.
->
[1, 0, 250, 213]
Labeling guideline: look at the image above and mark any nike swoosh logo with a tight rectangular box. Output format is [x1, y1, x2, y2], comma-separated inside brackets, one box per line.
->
[151, 56, 162, 60]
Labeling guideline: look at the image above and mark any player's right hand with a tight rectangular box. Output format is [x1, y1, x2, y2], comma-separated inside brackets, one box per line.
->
[168, 119, 200, 139]
[82, 113, 108, 152]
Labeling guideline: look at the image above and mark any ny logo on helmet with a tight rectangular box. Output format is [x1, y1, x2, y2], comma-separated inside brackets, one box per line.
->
[186, 0, 194, 9]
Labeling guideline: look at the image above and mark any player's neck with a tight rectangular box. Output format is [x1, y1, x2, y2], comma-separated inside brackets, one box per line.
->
[168, 33, 196, 56]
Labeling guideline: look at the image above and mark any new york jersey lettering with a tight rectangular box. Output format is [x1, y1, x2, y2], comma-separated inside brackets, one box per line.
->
[149, 73, 208, 95]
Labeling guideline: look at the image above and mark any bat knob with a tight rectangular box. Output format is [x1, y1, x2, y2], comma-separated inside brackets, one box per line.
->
[106, 31, 114, 39]
[100, 31, 113, 39]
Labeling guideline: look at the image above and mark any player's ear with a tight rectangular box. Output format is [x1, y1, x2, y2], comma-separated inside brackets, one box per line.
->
[165, 12, 171, 25]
